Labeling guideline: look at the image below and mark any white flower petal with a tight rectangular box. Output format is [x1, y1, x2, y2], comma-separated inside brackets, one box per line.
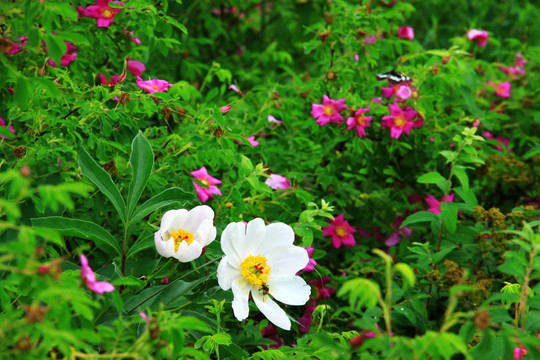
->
[231, 279, 250, 321]
[252, 290, 291, 330]
[195, 219, 217, 246]
[256, 222, 294, 254]
[174, 241, 202, 262]
[217, 256, 239, 290]
[160, 209, 188, 234]
[245, 218, 267, 255]
[170, 210, 190, 232]
[154, 230, 170, 257]
[220, 222, 247, 266]
[268, 276, 311, 306]
[184, 205, 215, 233]
[266, 245, 309, 277]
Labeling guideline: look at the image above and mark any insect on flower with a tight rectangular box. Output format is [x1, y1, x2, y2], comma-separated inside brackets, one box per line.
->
[260, 282, 270, 296]
[376, 70, 411, 85]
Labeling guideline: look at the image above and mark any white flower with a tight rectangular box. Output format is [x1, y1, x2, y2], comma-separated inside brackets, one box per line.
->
[217, 218, 311, 330]
[154, 205, 216, 262]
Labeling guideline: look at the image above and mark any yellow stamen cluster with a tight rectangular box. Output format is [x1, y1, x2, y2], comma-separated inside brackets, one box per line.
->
[170, 228, 194, 252]
[336, 225, 347, 238]
[102, 9, 113, 18]
[323, 106, 334, 116]
[394, 116, 406, 128]
[356, 114, 366, 126]
[240, 255, 270, 287]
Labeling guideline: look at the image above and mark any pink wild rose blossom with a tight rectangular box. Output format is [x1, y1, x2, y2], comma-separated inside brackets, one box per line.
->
[310, 276, 335, 300]
[381, 103, 417, 139]
[323, 213, 357, 248]
[219, 105, 232, 114]
[136, 76, 172, 94]
[98, 73, 125, 86]
[3, 36, 27, 54]
[123, 29, 141, 44]
[44, 41, 78, 67]
[267, 114, 283, 126]
[234, 136, 259, 147]
[0, 117, 16, 140]
[83, 0, 123, 28]
[265, 173, 290, 190]
[310, 95, 347, 126]
[397, 26, 414, 40]
[301, 246, 317, 272]
[298, 299, 317, 334]
[385, 214, 414, 246]
[127, 60, 145, 77]
[487, 80, 511, 98]
[483, 131, 512, 152]
[80, 254, 115, 294]
[191, 166, 222, 202]
[346, 108, 373, 138]
[382, 83, 414, 99]
[425, 194, 455, 214]
[467, 29, 489, 47]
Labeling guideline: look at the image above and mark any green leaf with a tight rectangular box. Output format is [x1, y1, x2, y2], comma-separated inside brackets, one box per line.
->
[33, 77, 61, 98]
[127, 233, 154, 258]
[454, 186, 477, 208]
[441, 202, 458, 233]
[401, 211, 439, 228]
[337, 278, 381, 309]
[129, 187, 196, 227]
[78, 146, 126, 222]
[417, 171, 446, 184]
[30, 216, 121, 256]
[0, 126, 15, 139]
[453, 166, 469, 191]
[44, 33, 67, 68]
[127, 132, 154, 217]
[394, 263, 416, 287]
[14, 76, 32, 108]
[238, 155, 254, 178]
[212, 333, 232, 346]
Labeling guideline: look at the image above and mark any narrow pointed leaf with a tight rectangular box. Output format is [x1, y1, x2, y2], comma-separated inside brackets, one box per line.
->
[129, 187, 196, 227]
[127, 132, 154, 217]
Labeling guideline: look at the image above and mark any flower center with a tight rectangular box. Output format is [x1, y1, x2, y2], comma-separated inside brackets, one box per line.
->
[200, 178, 210, 187]
[102, 9, 113, 18]
[151, 85, 160, 91]
[336, 225, 347, 238]
[323, 106, 334, 116]
[170, 228, 194, 252]
[356, 114, 366, 126]
[394, 116, 406, 128]
[240, 255, 270, 287]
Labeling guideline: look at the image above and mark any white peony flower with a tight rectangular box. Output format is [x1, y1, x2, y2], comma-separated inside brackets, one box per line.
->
[217, 218, 311, 330]
[154, 205, 217, 262]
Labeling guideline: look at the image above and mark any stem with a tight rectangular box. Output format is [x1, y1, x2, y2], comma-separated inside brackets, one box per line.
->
[121, 224, 129, 282]
[384, 259, 393, 337]
[518, 244, 537, 332]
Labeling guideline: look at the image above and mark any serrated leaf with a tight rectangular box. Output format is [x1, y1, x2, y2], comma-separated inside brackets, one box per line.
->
[31, 216, 121, 255]
[337, 278, 381, 309]
[394, 263, 416, 287]
[78, 146, 126, 222]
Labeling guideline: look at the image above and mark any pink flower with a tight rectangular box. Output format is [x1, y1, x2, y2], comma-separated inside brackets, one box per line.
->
[136, 76, 172, 94]
[425, 194, 455, 214]
[2, 36, 27, 54]
[44, 41, 77, 67]
[381, 103, 417, 139]
[310, 276, 335, 299]
[483, 131, 512, 152]
[487, 80, 511, 98]
[354, 54, 359, 62]
[267, 114, 282, 126]
[228, 84, 240, 93]
[497, 65, 525, 79]
[371, 97, 383, 104]
[191, 166, 222, 202]
[382, 83, 413, 99]
[98, 73, 125, 86]
[467, 29, 488, 47]
[397, 26, 414, 40]
[123, 29, 141, 44]
[219, 105, 232, 114]
[514, 53, 527, 69]
[514, 346, 526, 360]
[139, 312, 150, 323]
[127, 60, 145, 76]
[301, 246, 317, 272]
[364, 35, 378, 44]
[83, 0, 123, 28]
[347, 108, 372, 138]
[235, 136, 259, 147]
[385, 214, 414, 246]
[80, 254, 115, 294]
[323, 213, 357, 249]
[265, 173, 290, 190]
[298, 299, 317, 334]
[310, 95, 347, 127]
[260, 323, 284, 349]
[0, 117, 16, 140]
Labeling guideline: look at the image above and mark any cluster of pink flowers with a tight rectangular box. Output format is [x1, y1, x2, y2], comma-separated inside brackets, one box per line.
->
[78, 0, 123, 28]
[44, 41, 78, 67]
[498, 53, 527, 79]
[80, 254, 114, 294]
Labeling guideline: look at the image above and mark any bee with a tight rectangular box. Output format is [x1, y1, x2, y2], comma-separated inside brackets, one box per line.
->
[376, 70, 411, 85]
[259, 282, 270, 296]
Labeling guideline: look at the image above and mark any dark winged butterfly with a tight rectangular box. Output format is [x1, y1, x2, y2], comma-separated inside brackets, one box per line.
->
[376, 70, 411, 85]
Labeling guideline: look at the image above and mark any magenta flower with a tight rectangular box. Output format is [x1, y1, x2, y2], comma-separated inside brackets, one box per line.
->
[80, 254, 115, 294]
[298, 299, 317, 334]
[382, 83, 413, 99]
[310, 95, 347, 127]
[310, 276, 335, 300]
[136, 76, 172, 94]
[467, 29, 488, 47]
[228, 84, 240, 93]
[397, 26, 414, 40]
[425, 194, 455, 214]
[267, 114, 283, 126]
[98, 73, 125, 86]
[0, 117, 16, 140]
[127, 60, 145, 77]
[301, 246, 317, 272]
[219, 105, 232, 114]
[381, 103, 417, 139]
[84, 0, 123, 28]
[191, 166, 222, 202]
[323, 213, 357, 249]
[44, 41, 77, 67]
[354, 54, 360, 62]
[265, 173, 290, 190]
[2, 36, 27, 54]
[123, 29, 141, 44]
[514, 53, 527, 69]
[483, 131, 512, 152]
[385, 214, 414, 246]
[260, 323, 285, 349]
[346, 108, 372, 138]
[487, 80, 511, 98]
[497, 65, 525, 79]
[235, 136, 259, 147]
